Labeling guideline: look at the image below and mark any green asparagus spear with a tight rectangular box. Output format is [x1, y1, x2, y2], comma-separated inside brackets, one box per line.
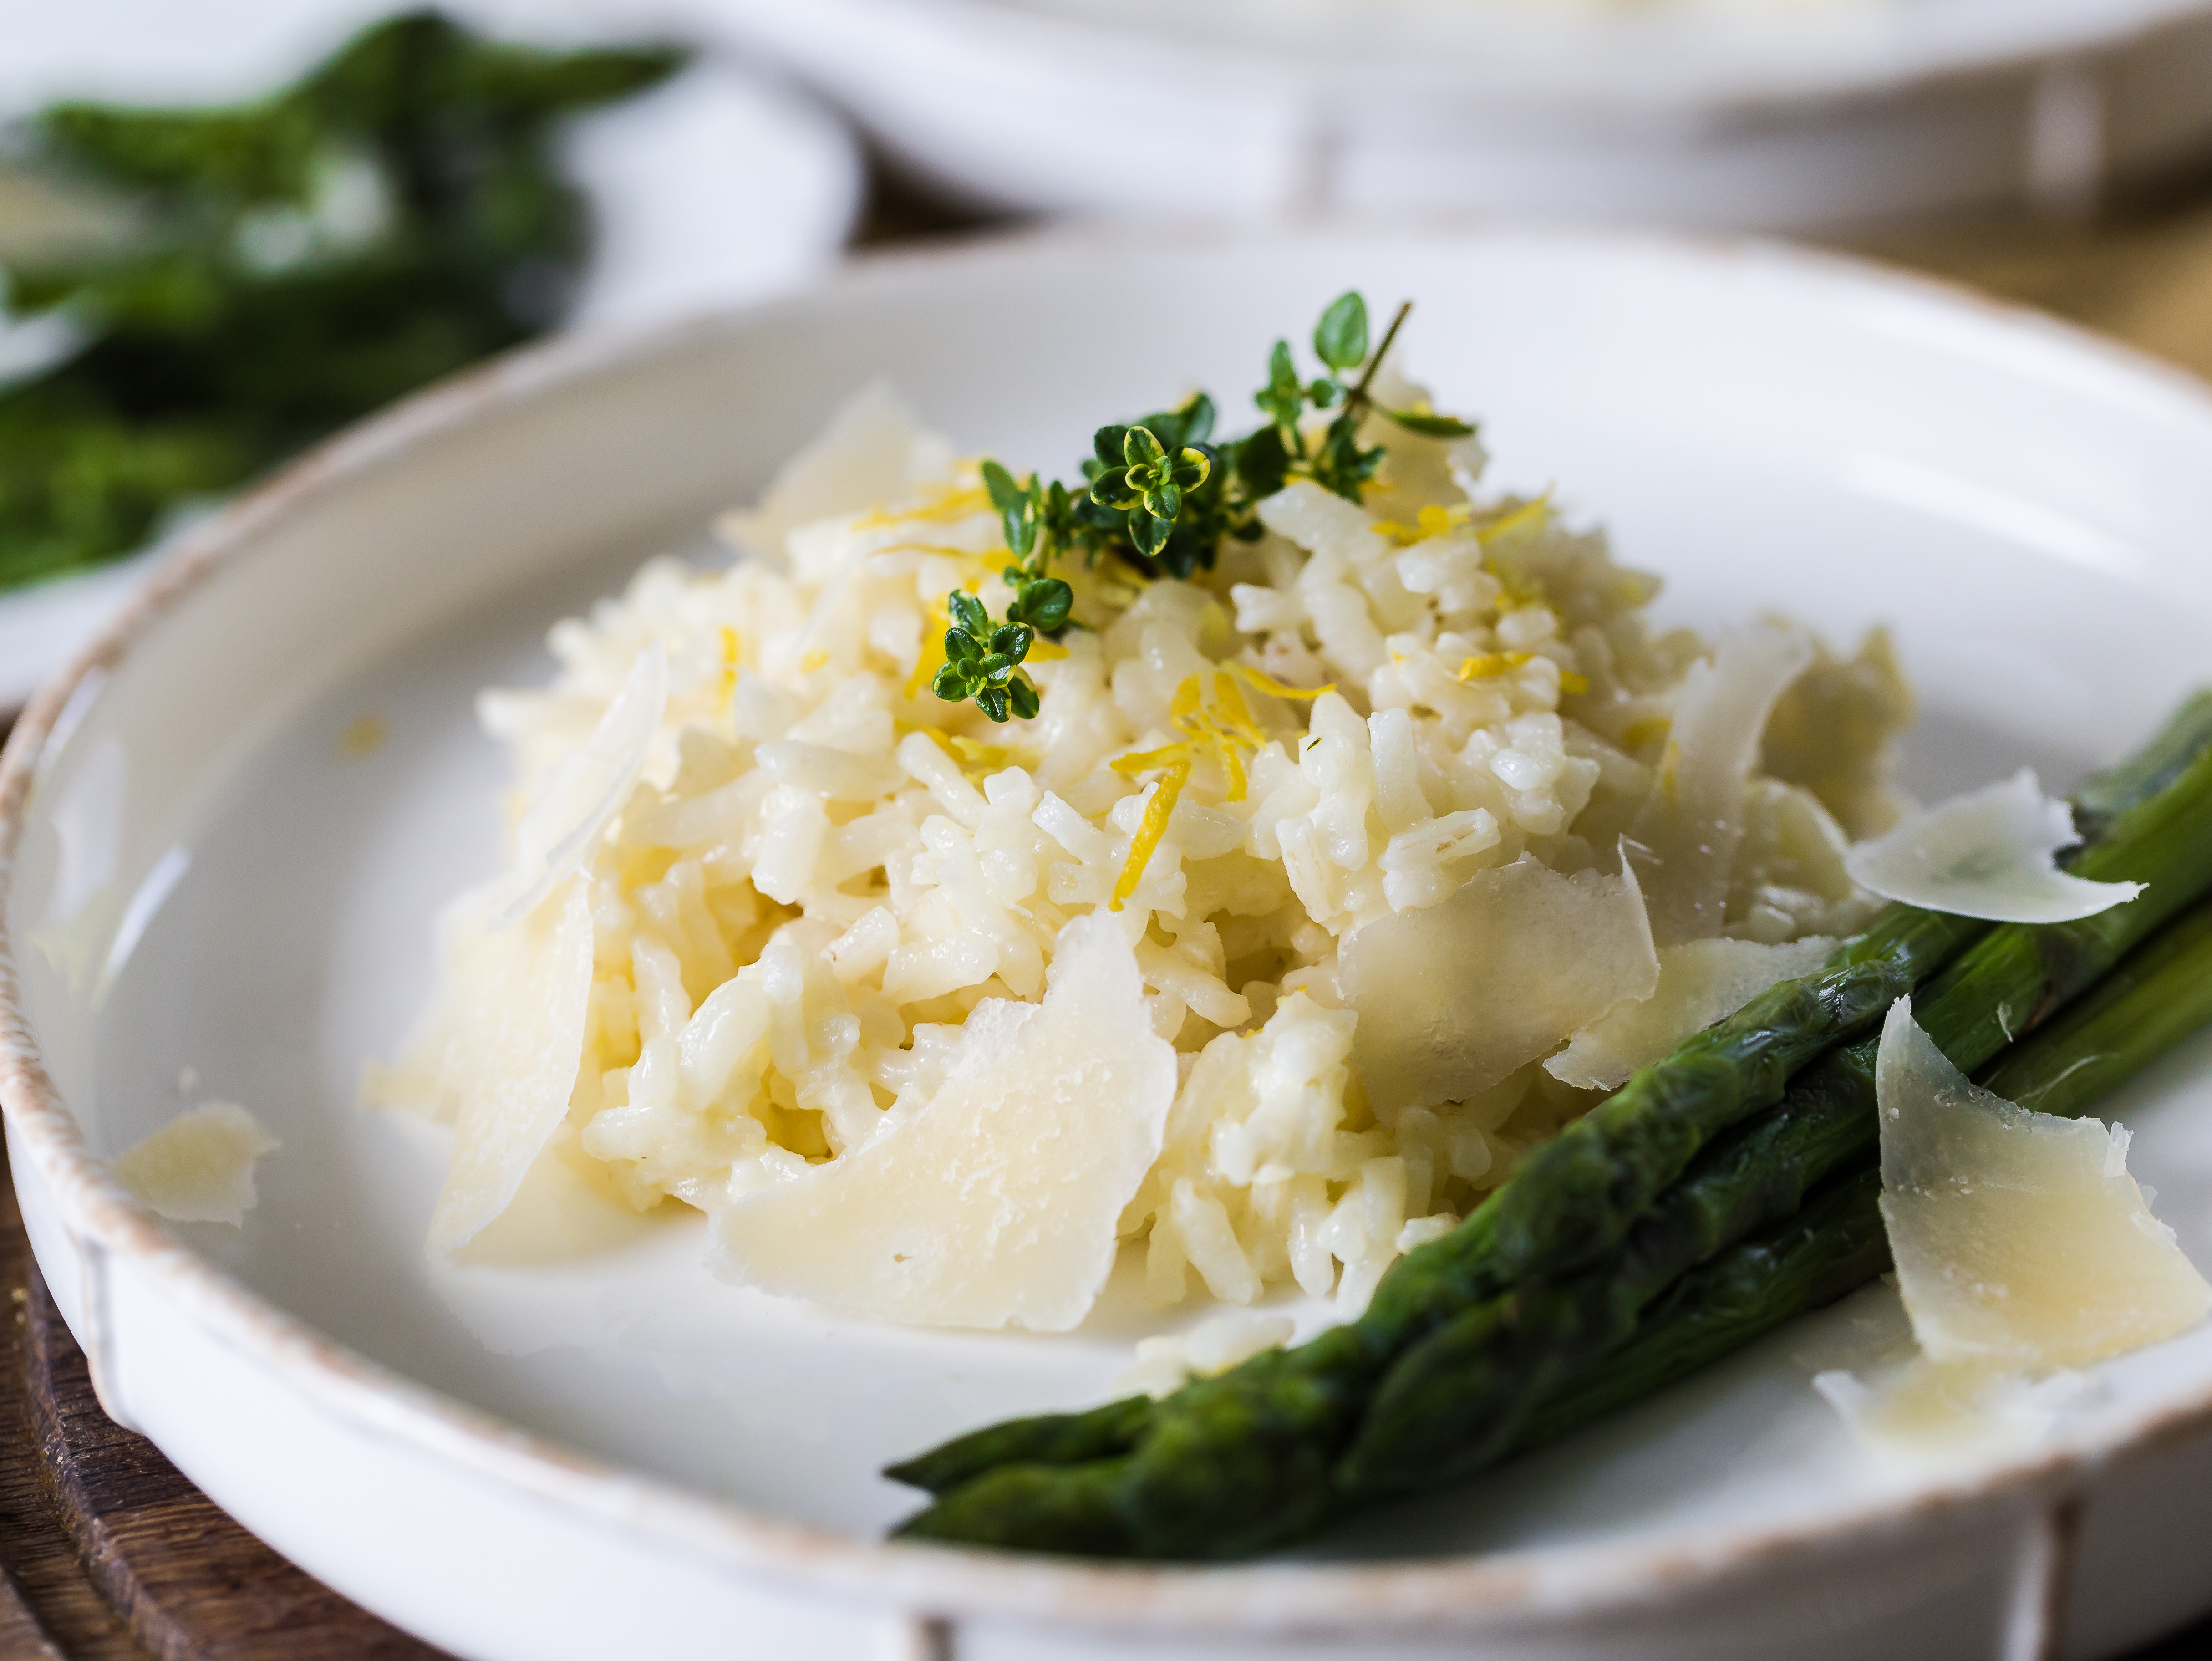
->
[887, 1395, 1152, 1498]
[890, 695, 2212, 1557]
[1353, 688, 2212, 1364]
[1343, 730, 2212, 1494]
[2071, 689, 2212, 840]
[1515, 893, 2212, 1459]
[1981, 897, 2212, 1112]
[1354, 904, 1987, 1350]
[1511, 1164, 1894, 1457]
[897, 908, 1995, 1549]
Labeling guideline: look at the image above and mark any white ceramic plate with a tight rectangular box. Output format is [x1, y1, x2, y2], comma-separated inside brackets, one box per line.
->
[702, 0, 2212, 229]
[0, 0, 862, 716]
[8, 226, 2212, 1661]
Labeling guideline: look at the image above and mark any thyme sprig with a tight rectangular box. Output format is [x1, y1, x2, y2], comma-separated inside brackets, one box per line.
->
[935, 291, 1473, 721]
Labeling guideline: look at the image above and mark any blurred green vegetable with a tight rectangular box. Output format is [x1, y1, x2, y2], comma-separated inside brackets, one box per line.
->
[0, 10, 682, 591]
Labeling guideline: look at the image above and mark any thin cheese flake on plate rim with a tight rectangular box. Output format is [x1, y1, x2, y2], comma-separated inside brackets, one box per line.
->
[111, 1101, 280, 1226]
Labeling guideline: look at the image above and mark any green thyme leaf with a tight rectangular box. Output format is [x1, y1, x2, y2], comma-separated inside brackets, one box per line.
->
[948, 590, 989, 635]
[1235, 423, 1290, 497]
[1009, 576, 1073, 632]
[1088, 467, 1138, 510]
[981, 459, 1023, 512]
[1388, 409, 1476, 438]
[1256, 341, 1303, 433]
[1313, 291, 1369, 373]
[1177, 392, 1216, 447]
[1131, 507, 1173, 559]
[980, 459, 1039, 558]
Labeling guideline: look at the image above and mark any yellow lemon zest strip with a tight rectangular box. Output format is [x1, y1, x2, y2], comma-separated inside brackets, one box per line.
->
[853, 484, 992, 531]
[950, 734, 1030, 772]
[1024, 636, 1070, 662]
[1475, 493, 1553, 547]
[1201, 718, 1248, 802]
[881, 545, 1009, 592]
[1170, 707, 1250, 805]
[1622, 716, 1671, 750]
[1456, 651, 1589, 697]
[718, 625, 741, 709]
[1457, 651, 1535, 681]
[801, 649, 830, 672]
[906, 598, 952, 700]
[1226, 661, 1332, 702]
[909, 724, 1028, 781]
[1112, 743, 1192, 775]
[1111, 754, 1192, 912]
[1372, 502, 1472, 546]
[1170, 673, 1203, 723]
[1211, 672, 1266, 748]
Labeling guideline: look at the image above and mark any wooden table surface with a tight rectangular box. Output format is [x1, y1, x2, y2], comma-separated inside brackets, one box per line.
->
[6, 168, 2212, 1658]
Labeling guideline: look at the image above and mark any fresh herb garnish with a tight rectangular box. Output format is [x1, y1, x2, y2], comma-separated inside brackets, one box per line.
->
[0, 11, 683, 593]
[932, 589, 1042, 723]
[935, 291, 1474, 721]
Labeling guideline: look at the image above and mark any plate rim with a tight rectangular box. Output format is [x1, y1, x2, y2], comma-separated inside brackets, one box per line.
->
[725, 0, 2212, 116]
[8, 218, 2212, 1634]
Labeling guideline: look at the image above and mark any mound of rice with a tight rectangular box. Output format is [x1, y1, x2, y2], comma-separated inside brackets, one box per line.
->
[373, 367, 1910, 1334]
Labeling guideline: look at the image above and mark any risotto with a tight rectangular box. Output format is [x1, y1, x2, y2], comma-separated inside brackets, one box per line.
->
[371, 342, 1910, 1335]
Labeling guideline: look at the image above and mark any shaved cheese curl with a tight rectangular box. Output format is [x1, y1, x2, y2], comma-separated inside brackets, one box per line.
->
[1876, 996, 2208, 1371]
[1846, 769, 2142, 923]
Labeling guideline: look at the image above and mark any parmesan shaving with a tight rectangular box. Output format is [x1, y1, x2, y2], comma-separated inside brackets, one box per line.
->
[496, 642, 666, 929]
[1342, 853, 1659, 1112]
[1876, 996, 2210, 1371]
[1845, 769, 2143, 924]
[1545, 933, 1836, 1091]
[426, 876, 597, 1250]
[707, 914, 1175, 1330]
[1759, 626, 1914, 841]
[1812, 1358, 2093, 1470]
[112, 1101, 278, 1226]
[1627, 622, 1816, 947]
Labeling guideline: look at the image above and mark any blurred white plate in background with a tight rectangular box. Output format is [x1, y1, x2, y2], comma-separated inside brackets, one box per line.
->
[0, 0, 863, 714]
[701, 0, 2212, 228]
